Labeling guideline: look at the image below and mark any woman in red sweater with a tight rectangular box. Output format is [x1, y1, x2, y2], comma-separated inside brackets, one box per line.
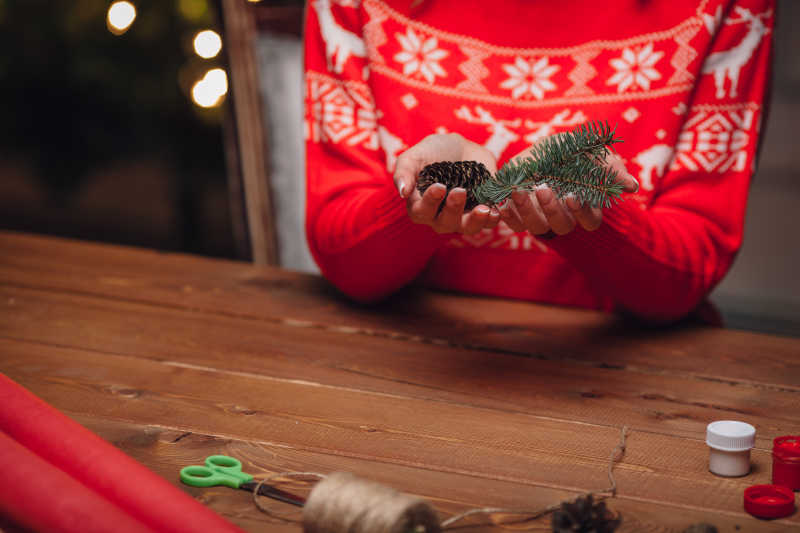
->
[304, 0, 774, 321]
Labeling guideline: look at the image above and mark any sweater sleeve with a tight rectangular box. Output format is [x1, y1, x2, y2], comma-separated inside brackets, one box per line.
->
[547, 0, 774, 321]
[304, 1, 444, 302]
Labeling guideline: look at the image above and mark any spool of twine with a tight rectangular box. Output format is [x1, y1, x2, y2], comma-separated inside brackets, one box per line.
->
[303, 472, 441, 533]
[254, 427, 629, 532]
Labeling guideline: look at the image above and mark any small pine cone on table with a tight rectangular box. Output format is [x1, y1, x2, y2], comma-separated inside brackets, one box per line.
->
[551, 495, 620, 533]
[416, 161, 492, 211]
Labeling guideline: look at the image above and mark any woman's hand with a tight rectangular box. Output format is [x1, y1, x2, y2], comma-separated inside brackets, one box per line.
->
[393, 133, 501, 235]
[498, 146, 639, 236]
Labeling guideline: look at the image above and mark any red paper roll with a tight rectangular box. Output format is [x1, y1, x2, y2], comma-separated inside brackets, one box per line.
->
[0, 374, 245, 533]
[0, 432, 154, 533]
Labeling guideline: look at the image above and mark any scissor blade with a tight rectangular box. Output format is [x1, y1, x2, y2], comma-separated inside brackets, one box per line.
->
[240, 481, 306, 507]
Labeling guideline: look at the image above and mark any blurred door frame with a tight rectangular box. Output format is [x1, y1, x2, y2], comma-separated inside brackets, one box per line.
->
[221, 0, 304, 265]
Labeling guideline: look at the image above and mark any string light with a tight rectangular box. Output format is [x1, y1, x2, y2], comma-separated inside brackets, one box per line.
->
[191, 68, 228, 108]
[193, 30, 222, 59]
[107, 1, 137, 35]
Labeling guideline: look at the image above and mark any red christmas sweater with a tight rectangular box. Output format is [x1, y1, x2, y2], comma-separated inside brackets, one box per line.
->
[304, 0, 774, 320]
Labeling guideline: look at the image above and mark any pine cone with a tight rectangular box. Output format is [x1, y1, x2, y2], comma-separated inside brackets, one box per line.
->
[551, 495, 620, 533]
[416, 161, 492, 211]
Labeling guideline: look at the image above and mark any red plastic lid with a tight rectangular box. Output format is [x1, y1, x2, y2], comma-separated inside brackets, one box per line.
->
[743, 484, 796, 519]
[773, 436, 800, 460]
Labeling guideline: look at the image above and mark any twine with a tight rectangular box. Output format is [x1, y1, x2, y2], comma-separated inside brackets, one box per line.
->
[441, 425, 628, 528]
[252, 426, 629, 532]
[253, 472, 326, 523]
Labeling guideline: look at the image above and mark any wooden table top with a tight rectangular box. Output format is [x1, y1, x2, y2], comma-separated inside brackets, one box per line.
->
[1, 231, 799, 532]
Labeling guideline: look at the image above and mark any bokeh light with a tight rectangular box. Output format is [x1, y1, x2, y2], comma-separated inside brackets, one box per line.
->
[107, 1, 136, 35]
[191, 68, 228, 108]
[193, 30, 222, 59]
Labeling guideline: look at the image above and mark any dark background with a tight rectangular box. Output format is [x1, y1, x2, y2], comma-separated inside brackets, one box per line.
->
[0, 0, 234, 257]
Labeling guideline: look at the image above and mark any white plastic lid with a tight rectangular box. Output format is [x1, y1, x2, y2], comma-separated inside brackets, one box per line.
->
[706, 420, 756, 452]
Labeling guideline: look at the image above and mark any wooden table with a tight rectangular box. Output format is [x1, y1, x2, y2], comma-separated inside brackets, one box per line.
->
[1, 231, 798, 532]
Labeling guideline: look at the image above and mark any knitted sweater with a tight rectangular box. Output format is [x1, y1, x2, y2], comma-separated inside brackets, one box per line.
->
[304, 0, 774, 320]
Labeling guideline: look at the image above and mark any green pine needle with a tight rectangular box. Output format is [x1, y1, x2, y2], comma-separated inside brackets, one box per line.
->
[473, 120, 624, 209]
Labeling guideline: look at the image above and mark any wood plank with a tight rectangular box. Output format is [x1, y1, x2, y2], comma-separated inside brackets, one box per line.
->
[2, 338, 796, 527]
[221, 0, 278, 265]
[2, 232, 799, 391]
[71, 414, 794, 533]
[1, 284, 797, 451]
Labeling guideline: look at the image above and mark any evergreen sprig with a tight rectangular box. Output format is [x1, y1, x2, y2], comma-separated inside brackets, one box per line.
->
[418, 121, 625, 210]
[475, 121, 623, 209]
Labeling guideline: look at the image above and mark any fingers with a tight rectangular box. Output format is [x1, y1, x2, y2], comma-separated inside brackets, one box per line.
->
[500, 187, 574, 236]
[393, 153, 421, 199]
[433, 188, 467, 233]
[565, 195, 603, 232]
[620, 172, 639, 193]
[511, 189, 549, 235]
[498, 197, 526, 232]
[486, 206, 501, 230]
[407, 182, 498, 235]
[408, 183, 446, 224]
[607, 153, 639, 193]
[461, 205, 491, 235]
[536, 187, 576, 235]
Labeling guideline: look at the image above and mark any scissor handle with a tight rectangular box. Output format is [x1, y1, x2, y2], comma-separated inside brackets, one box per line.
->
[180, 455, 254, 488]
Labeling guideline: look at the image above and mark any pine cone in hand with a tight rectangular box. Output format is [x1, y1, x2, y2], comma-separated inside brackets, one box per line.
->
[416, 161, 492, 211]
[551, 495, 620, 533]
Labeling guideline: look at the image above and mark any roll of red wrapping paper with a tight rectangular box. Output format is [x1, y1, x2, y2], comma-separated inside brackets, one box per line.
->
[0, 374, 245, 533]
[0, 432, 155, 533]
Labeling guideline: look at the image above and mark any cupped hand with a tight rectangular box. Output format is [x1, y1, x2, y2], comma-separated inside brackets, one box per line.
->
[393, 133, 501, 235]
[498, 145, 639, 236]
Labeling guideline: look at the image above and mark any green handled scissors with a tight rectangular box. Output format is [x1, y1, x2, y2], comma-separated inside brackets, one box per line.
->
[180, 455, 305, 507]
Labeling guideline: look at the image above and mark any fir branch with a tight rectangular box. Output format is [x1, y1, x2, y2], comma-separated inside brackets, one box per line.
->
[417, 120, 625, 210]
[474, 120, 624, 209]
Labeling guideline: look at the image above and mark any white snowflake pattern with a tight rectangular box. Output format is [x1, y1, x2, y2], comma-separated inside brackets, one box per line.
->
[393, 28, 448, 83]
[607, 43, 664, 93]
[500, 57, 559, 100]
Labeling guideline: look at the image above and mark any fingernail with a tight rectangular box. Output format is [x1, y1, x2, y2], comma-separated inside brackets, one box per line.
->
[398, 183, 406, 198]
[630, 175, 639, 192]
[565, 196, 580, 211]
[537, 187, 553, 204]
[476, 206, 489, 215]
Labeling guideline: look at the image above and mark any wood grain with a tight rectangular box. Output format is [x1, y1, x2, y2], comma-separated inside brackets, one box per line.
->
[2, 337, 797, 529]
[2, 232, 799, 532]
[220, 0, 278, 265]
[69, 415, 795, 533]
[1, 284, 797, 451]
[1, 232, 798, 391]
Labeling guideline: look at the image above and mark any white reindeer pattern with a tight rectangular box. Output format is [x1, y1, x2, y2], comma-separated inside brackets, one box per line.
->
[523, 110, 588, 145]
[454, 106, 521, 160]
[312, 0, 366, 74]
[377, 125, 405, 173]
[701, 7, 770, 99]
[633, 144, 674, 191]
